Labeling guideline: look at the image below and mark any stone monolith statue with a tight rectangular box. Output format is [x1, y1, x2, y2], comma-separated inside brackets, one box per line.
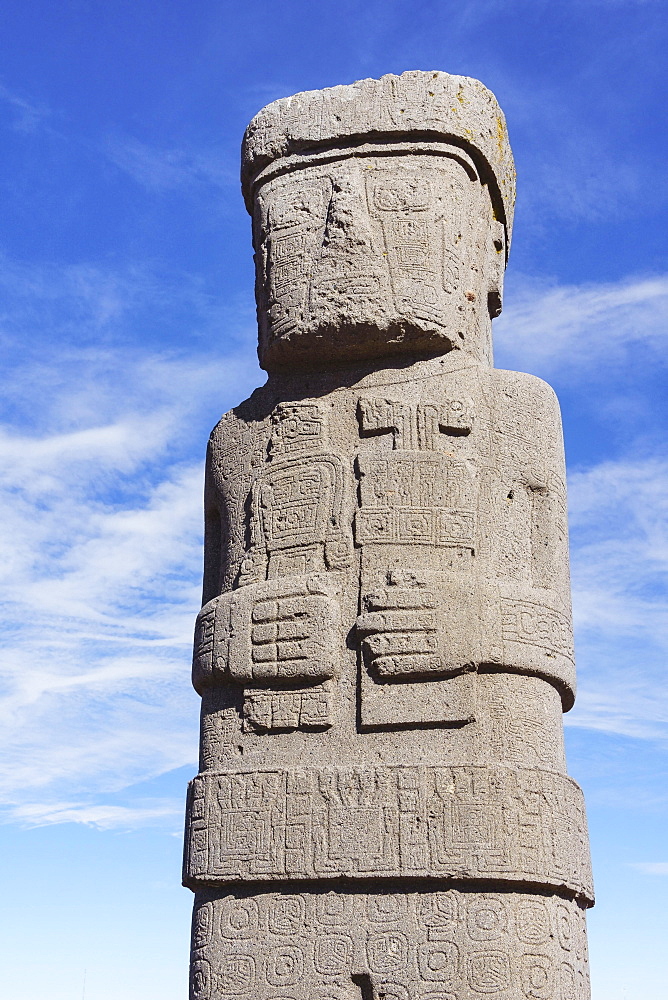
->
[183, 70, 593, 1000]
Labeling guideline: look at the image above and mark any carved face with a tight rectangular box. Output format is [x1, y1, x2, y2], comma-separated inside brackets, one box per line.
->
[252, 150, 504, 371]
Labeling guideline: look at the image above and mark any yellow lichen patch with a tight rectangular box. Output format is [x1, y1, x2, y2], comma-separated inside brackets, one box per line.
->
[496, 116, 506, 157]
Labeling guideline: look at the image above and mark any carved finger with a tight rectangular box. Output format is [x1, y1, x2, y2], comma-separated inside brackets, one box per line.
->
[356, 608, 436, 636]
[364, 631, 439, 657]
[373, 653, 444, 677]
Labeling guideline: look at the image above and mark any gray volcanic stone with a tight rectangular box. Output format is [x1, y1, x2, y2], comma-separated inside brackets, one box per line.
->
[184, 70, 593, 1000]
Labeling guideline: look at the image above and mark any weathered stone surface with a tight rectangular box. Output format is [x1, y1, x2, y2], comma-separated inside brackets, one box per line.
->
[249, 149, 508, 370]
[184, 765, 592, 901]
[241, 71, 515, 250]
[184, 70, 593, 998]
[190, 888, 589, 1000]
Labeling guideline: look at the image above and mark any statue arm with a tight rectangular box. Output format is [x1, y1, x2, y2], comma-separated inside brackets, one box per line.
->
[485, 371, 575, 706]
[202, 439, 223, 607]
[193, 419, 341, 697]
[517, 374, 571, 598]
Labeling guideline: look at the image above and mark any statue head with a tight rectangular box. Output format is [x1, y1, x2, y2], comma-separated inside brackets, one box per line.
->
[242, 71, 515, 372]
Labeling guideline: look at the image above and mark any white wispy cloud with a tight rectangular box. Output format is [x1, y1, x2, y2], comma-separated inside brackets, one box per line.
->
[0, 80, 51, 133]
[0, 385, 235, 821]
[0, 408, 204, 815]
[492, 274, 668, 744]
[0, 253, 261, 826]
[104, 134, 237, 192]
[495, 273, 668, 374]
[10, 800, 183, 831]
[629, 863, 668, 875]
[567, 457, 668, 741]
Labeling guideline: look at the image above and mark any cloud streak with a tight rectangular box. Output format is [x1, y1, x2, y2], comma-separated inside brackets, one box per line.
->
[495, 273, 668, 374]
[567, 457, 668, 742]
[0, 254, 261, 826]
[104, 134, 237, 193]
[630, 863, 668, 875]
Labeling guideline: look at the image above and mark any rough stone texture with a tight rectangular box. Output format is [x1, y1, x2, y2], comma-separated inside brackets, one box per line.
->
[190, 889, 589, 1000]
[184, 70, 593, 999]
[240, 71, 515, 251]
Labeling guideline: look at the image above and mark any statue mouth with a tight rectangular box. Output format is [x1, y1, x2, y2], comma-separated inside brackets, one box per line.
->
[260, 317, 459, 372]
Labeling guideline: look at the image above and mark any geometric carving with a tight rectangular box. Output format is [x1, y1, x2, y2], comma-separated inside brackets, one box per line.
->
[314, 933, 353, 974]
[355, 405, 475, 557]
[358, 454, 471, 508]
[217, 953, 256, 994]
[358, 397, 473, 451]
[367, 931, 409, 973]
[192, 901, 214, 949]
[521, 953, 554, 999]
[268, 894, 305, 935]
[355, 502, 475, 548]
[466, 897, 507, 941]
[269, 402, 325, 458]
[466, 951, 511, 993]
[516, 900, 551, 946]
[239, 401, 352, 585]
[364, 163, 471, 334]
[418, 940, 460, 983]
[500, 598, 574, 661]
[184, 765, 594, 903]
[354, 389, 480, 726]
[357, 599, 441, 678]
[367, 894, 409, 925]
[190, 888, 590, 1000]
[243, 681, 334, 732]
[259, 179, 331, 346]
[316, 893, 355, 927]
[256, 457, 350, 570]
[189, 958, 210, 1000]
[219, 897, 259, 939]
[266, 944, 304, 986]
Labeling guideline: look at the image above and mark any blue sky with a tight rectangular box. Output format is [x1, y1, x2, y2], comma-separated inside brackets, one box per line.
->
[0, 2, 666, 998]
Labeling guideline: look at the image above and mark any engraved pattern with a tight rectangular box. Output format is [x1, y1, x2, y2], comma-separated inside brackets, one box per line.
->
[243, 682, 334, 732]
[190, 889, 589, 1000]
[356, 394, 478, 698]
[184, 765, 593, 901]
[500, 599, 574, 661]
[193, 576, 341, 690]
[241, 72, 516, 246]
[358, 397, 473, 450]
[365, 167, 468, 329]
[355, 428, 475, 549]
[253, 152, 487, 369]
[262, 180, 331, 342]
[239, 401, 352, 585]
[357, 589, 442, 678]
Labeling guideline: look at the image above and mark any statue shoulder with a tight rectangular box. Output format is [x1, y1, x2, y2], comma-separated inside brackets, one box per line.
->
[208, 386, 272, 453]
[483, 367, 561, 417]
[206, 388, 274, 491]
